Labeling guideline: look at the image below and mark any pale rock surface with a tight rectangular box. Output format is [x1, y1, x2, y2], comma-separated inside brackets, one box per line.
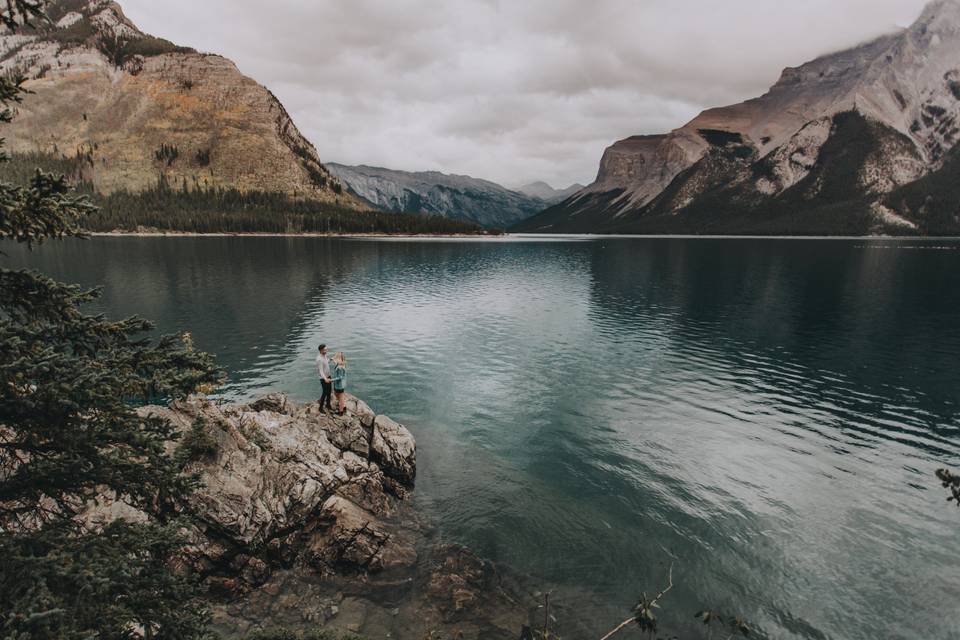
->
[0, 0, 359, 205]
[327, 162, 547, 228]
[82, 392, 417, 590]
[531, 0, 960, 232]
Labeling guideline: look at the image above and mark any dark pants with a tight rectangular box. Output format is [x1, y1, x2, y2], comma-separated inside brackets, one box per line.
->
[319, 380, 333, 409]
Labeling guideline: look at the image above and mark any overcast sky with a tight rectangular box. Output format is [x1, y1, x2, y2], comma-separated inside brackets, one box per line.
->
[121, 0, 928, 189]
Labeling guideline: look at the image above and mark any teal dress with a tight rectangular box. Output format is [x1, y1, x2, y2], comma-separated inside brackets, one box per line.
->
[331, 362, 347, 392]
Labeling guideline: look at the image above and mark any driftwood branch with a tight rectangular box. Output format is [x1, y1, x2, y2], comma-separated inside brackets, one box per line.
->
[651, 562, 674, 606]
[598, 563, 674, 640]
[598, 617, 635, 640]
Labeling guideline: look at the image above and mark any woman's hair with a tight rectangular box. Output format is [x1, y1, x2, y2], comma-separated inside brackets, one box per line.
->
[332, 352, 347, 369]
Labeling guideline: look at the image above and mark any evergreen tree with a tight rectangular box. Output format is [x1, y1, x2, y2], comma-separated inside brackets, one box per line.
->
[0, 3, 223, 638]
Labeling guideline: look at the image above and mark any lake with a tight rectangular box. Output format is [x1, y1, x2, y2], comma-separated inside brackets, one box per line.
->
[6, 235, 960, 640]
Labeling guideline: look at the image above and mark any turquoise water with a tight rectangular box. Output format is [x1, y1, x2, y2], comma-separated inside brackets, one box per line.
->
[7, 236, 960, 639]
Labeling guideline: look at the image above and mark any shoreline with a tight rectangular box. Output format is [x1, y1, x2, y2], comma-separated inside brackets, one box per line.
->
[89, 231, 502, 239]
[86, 230, 960, 241]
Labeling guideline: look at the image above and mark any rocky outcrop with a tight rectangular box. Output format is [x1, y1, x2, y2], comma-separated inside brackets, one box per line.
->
[81, 392, 417, 593]
[71, 391, 548, 638]
[0, 0, 360, 206]
[516, 0, 960, 236]
[117, 393, 528, 639]
[72, 391, 540, 638]
[327, 163, 547, 228]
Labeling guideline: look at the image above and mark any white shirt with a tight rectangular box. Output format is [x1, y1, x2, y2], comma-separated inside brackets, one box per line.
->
[316, 353, 332, 381]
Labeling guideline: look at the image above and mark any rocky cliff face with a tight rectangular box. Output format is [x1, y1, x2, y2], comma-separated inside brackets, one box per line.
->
[0, 0, 358, 205]
[517, 0, 960, 235]
[328, 163, 547, 228]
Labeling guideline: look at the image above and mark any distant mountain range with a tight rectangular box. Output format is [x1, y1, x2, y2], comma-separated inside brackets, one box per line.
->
[328, 163, 565, 228]
[516, 0, 960, 236]
[515, 181, 585, 204]
[0, 0, 360, 207]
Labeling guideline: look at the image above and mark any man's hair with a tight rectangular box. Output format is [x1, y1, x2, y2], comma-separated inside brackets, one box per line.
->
[318, 344, 326, 352]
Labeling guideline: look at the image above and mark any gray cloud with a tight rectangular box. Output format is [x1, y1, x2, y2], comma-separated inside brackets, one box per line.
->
[121, 0, 928, 188]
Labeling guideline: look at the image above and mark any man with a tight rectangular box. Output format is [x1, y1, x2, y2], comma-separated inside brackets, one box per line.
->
[316, 344, 333, 412]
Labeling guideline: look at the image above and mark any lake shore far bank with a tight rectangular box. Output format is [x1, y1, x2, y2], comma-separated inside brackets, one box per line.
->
[89, 230, 504, 239]
[85, 230, 960, 242]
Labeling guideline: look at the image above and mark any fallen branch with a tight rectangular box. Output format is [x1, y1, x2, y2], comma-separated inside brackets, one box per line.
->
[598, 563, 673, 640]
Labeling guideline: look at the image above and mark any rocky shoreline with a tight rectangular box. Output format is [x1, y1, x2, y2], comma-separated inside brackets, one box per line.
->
[81, 393, 531, 639]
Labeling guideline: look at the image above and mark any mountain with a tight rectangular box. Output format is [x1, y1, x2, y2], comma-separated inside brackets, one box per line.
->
[516, 0, 960, 236]
[0, 0, 358, 206]
[327, 163, 548, 228]
[516, 181, 585, 203]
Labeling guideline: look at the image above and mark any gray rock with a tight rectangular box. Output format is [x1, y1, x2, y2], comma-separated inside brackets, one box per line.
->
[370, 414, 417, 487]
[516, 0, 960, 235]
[327, 163, 548, 228]
[81, 392, 416, 590]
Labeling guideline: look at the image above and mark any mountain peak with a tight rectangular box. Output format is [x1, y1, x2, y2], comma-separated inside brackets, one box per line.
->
[516, 181, 586, 202]
[916, 0, 960, 24]
[517, 0, 960, 236]
[43, 0, 143, 39]
[0, 0, 357, 205]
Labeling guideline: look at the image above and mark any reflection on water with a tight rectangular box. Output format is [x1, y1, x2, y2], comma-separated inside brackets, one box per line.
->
[7, 236, 960, 640]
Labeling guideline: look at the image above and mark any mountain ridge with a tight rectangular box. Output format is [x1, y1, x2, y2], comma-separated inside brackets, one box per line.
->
[516, 0, 960, 235]
[327, 162, 549, 228]
[516, 181, 586, 203]
[0, 0, 360, 207]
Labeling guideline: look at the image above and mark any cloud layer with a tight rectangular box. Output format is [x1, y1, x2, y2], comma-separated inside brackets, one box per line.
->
[121, 0, 927, 188]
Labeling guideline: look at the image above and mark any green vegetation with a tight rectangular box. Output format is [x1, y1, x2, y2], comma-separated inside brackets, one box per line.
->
[155, 142, 180, 166]
[290, 141, 338, 191]
[99, 33, 195, 69]
[176, 416, 220, 465]
[949, 79, 960, 100]
[243, 629, 366, 640]
[195, 147, 211, 166]
[235, 413, 271, 450]
[936, 468, 960, 506]
[883, 144, 960, 235]
[0, 150, 88, 186]
[0, 5, 225, 638]
[697, 128, 744, 146]
[41, 0, 90, 23]
[88, 179, 484, 234]
[0, 153, 486, 234]
[18, 0, 196, 61]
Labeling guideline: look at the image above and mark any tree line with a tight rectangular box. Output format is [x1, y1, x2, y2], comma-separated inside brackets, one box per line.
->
[0, 153, 489, 235]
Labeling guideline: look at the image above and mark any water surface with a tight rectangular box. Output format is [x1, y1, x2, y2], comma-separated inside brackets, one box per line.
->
[7, 236, 960, 639]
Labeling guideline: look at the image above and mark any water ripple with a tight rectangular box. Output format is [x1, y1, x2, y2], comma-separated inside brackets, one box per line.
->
[6, 236, 960, 640]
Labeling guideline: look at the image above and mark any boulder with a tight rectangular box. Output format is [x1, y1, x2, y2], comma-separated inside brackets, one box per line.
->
[370, 415, 417, 486]
[308, 496, 417, 574]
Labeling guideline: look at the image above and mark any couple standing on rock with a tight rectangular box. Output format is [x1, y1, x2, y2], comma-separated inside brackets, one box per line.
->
[316, 344, 348, 415]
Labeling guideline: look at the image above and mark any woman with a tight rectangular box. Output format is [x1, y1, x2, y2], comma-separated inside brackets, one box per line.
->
[330, 352, 348, 415]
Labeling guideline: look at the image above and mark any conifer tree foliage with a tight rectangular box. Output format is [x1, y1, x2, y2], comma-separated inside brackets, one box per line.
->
[0, 4, 224, 637]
